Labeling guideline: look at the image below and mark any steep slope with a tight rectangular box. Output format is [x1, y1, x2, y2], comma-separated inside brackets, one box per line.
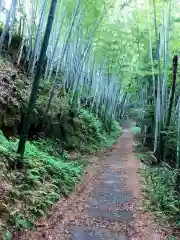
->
[0, 57, 121, 238]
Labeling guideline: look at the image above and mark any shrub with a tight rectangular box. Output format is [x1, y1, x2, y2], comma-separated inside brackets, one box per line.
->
[73, 109, 121, 152]
[142, 166, 180, 225]
[0, 131, 84, 235]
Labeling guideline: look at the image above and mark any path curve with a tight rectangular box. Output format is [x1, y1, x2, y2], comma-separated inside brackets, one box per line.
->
[15, 128, 165, 240]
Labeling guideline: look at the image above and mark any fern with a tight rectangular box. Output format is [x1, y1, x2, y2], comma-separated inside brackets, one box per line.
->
[142, 167, 180, 224]
[0, 129, 85, 233]
[3, 230, 12, 240]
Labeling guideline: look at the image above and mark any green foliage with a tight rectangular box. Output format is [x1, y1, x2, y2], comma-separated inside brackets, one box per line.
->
[38, 82, 121, 152]
[37, 86, 121, 152]
[131, 126, 141, 135]
[73, 109, 121, 152]
[34, 138, 64, 157]
[2, 230, 12, 240]
[10, 213, 34, 229]
[168, 237, 177, 240]
[0, 131, 84, 234]
[0, 107, 120, 234]
[142, 167, 180, 225]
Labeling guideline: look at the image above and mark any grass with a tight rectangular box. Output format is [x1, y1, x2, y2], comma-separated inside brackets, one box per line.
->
[0, 112, 121, 238]
[141, 166, 180, 239]
[132, 126, 180, 239]
[0, 131, 85, 238]
[72, 109, 122, 153]
[0, 58, 121, 237]
[142, 166, 180, 224]
[0, 53, 121, 239]
[134, 135, 180, 226]
[132, 128, 180, 225]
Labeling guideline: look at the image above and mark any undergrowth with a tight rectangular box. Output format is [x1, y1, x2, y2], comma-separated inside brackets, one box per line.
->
[0, 111, 121, 238]
[132, 125, 180, 238]
[73, 109, 121, 152]
[0, 131, 84, 238]
[142, 167, 180, 225]
[0, 57, 121, 238]
[34, 109, 121, 153]
[133, 129, 180, 226]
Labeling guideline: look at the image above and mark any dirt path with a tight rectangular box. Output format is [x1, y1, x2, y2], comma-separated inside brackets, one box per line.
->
[15, 128, 166, 240]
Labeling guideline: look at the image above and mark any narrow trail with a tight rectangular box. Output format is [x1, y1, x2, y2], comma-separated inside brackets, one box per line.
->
[16, 128, 165, 240]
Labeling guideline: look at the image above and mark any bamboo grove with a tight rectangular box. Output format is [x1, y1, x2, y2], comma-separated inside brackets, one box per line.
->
[0, 0, 180, 164]
[0, 0, 137, 157]
[129, 0, 180, 170]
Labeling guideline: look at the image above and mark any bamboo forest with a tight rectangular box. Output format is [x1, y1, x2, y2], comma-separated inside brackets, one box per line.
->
[0, 0, 180, 239]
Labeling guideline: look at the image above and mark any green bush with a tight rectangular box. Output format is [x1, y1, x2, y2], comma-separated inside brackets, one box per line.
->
[0, 109, 121, 236]
[0, 131, 84, 235]
[142, 166, 180, 225]
[73, 109, 121, 152]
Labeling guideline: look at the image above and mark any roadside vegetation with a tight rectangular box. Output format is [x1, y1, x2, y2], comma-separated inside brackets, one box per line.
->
[0, 0, 180, 238]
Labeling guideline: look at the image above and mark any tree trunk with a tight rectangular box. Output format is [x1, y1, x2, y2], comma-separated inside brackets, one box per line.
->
[166, 55, 178, 128]
[159, 55, 178, 163]
[44, 0, 80, 118]
[0, 7, 11, 51]
[119, 83, 131, 119]
[17, 0, 57, 160]
[176, 99, 180, 193]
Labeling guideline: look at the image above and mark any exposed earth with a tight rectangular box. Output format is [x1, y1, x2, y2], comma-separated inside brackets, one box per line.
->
[15, 128, 166, 240]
